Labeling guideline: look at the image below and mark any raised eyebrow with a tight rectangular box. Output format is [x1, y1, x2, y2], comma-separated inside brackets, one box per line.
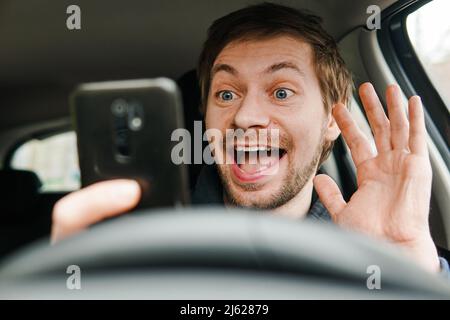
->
[265, 61, 305, 77]
[211, 64, 238, 78]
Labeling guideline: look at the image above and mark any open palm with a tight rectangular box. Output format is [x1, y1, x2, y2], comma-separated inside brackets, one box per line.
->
[314, 83, 438, 272]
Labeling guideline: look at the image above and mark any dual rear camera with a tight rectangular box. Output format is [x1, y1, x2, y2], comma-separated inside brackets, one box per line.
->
[111, 98, 144, 158]
[111, 98, 144, 131]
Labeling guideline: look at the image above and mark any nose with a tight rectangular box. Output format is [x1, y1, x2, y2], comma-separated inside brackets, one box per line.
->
[233, 91, 270, 130]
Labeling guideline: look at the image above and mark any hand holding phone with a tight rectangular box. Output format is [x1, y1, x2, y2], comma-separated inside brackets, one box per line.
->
[51, 78, 190, 243]
[51, 179, 141, 243]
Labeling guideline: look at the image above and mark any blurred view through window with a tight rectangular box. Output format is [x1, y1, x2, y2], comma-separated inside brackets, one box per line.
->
[11, 131, 80, 192]
[407, 0, 450, 110]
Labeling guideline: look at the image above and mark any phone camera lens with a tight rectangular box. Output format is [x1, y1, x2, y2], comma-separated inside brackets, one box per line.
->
[127, 101, 144, 131]
[130, 117, 142, 130]
[111, 99, 128, 116]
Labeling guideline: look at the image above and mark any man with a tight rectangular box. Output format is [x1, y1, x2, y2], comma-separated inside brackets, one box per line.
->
[51, 3, 448, 274]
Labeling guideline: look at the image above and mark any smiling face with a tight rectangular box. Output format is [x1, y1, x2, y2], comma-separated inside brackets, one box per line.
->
[205, 36, 340, 213]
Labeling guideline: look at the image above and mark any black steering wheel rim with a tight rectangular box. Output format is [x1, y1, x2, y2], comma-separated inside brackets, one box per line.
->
[1, 207, 449, 299]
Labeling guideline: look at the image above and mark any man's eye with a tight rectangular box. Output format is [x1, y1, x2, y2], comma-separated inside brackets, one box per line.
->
[273, 88, 294, 100]
[217, 90, 236, 101]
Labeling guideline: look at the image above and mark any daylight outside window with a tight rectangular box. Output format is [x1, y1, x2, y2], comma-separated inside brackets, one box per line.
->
[10, 131, 80, 192]
[407, 0, 450, 110]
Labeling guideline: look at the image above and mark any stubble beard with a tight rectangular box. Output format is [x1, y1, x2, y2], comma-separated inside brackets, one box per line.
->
[217, 134, 325, 210]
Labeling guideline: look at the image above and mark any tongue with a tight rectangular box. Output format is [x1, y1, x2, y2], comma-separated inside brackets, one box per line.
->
[239, 163, 265, 174]
[238, 152, 279, 174]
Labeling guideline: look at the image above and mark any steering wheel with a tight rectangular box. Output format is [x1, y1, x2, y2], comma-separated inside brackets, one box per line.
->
[1, 207, 449, 299]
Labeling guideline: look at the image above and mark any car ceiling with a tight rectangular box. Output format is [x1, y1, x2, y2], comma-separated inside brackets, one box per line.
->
[0, 0, 397, 131]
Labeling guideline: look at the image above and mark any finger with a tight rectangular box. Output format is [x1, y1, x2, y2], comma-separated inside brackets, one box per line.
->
[333, 103, 374, 166]
[359, 82, 391, 152]
[408, 95, 428, 155]
[386, 84, 409, 150]
[51, 179, 141, 243]
[313, 174, 346, 220]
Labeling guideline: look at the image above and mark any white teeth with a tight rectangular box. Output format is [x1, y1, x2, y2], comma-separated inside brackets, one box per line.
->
[235, 146, 272, 152]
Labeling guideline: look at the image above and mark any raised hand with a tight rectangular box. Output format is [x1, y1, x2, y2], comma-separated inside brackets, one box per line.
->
[314, 82, 440, 273]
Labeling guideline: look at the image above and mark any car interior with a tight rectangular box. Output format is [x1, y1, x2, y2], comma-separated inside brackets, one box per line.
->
[0, 0, 449, 298]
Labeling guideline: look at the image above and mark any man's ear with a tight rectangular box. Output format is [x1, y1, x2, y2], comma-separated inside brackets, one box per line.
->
[323, 105, 341, 142]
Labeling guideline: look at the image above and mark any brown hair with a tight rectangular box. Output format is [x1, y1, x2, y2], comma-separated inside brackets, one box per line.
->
[197, 2, 353, 164]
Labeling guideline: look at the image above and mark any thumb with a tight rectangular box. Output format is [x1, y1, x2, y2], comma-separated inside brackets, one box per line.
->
[51, 179, 141, 243]
[313, 174, 346, 220]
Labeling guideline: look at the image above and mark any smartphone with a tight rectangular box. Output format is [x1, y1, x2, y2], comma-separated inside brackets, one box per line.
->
[70, 78, 190, 209]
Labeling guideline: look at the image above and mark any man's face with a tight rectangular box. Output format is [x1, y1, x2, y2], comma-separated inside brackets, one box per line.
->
[205, 36, 338, 210]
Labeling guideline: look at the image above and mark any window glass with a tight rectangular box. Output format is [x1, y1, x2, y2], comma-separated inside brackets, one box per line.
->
[10, 131, 80, 192]
[407, 0, 450, 110]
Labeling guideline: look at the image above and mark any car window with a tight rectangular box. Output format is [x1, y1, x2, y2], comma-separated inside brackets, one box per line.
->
[406, 0, 450, 111]
[10, 131, 80, 192]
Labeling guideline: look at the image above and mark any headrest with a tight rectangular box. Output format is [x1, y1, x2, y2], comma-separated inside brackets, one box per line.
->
[0, 169, 42, 194]
[177, 69, 203, 124]
[177, 70, 206, 190]
[0, 169, 42, 220]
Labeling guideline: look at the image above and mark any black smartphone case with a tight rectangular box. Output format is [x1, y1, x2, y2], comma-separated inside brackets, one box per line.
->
[70, 78, 190, 209]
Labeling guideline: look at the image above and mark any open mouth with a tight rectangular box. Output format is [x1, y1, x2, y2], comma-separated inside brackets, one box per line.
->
[229, 145, 288, 182]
